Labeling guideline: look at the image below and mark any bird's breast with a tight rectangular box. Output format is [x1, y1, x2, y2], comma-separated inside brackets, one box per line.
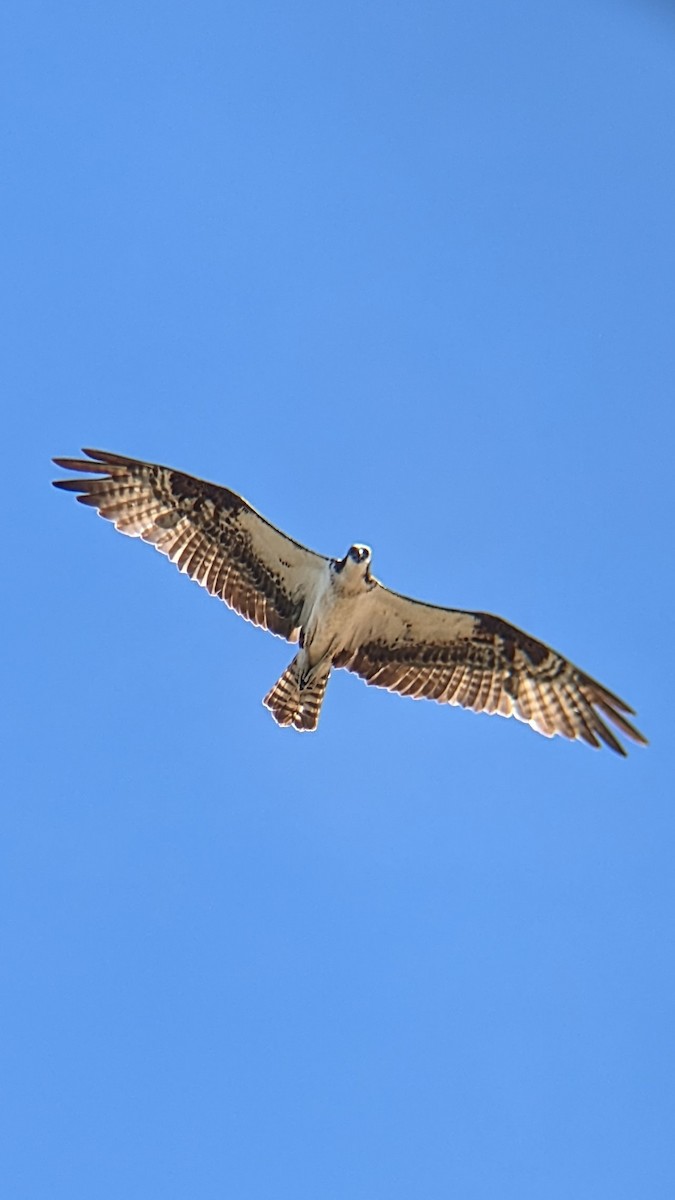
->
[301, 572, 368, 664]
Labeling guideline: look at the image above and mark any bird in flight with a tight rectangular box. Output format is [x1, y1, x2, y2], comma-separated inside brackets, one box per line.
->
[53, 449, 646, 754]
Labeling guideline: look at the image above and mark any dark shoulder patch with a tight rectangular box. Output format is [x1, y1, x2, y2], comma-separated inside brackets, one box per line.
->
[166, 468, 244, 514]
[475, 612, 549, 667]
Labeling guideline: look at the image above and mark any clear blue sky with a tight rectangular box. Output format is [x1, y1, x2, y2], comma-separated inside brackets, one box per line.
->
[3, 1, 674, 1196]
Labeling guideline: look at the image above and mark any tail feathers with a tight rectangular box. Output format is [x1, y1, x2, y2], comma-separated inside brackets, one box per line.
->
[263, 661, 329, 732]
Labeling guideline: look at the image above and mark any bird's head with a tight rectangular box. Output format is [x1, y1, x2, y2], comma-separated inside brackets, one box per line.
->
[334, 543, 372, 579]
[347, 543, 371, 566]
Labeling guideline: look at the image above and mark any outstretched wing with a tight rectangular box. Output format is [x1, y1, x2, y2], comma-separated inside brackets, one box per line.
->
[336, 582, 646, 755]
[52, 449, 328, 641]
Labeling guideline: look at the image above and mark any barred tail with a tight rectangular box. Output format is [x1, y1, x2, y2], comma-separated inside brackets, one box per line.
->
[262, 657, 330, 732]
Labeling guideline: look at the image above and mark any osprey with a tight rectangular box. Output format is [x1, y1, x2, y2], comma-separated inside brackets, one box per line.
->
[53, 449, 646, 755]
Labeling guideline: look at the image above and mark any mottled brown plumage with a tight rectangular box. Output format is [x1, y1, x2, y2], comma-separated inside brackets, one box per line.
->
[53, 448, 322, 641]
[53, 449, 647, 752]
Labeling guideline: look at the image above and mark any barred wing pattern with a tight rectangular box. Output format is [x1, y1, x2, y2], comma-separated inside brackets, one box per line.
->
[52, 449, 327, 641]
[337, 584, 647, 755]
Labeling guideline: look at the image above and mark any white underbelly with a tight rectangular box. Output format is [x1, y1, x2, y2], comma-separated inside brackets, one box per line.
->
[302, 584, 365, 665]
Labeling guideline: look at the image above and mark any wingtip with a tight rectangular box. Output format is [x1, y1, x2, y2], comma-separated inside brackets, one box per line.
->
[52, 450, 125, 484]
[81, 448, 136, 466]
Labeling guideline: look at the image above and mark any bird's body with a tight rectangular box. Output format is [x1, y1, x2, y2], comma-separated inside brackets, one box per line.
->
[262, 548, 378, 729]
[53, 449, 647, 754]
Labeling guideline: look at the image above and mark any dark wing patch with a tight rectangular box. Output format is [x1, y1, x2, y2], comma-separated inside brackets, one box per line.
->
[337, 587, 647, 755]
[53, 449, 327, 641]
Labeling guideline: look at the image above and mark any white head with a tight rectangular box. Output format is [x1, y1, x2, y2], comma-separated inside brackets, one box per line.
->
[334, 543, 372, 579]
[346, 543, 371, 566]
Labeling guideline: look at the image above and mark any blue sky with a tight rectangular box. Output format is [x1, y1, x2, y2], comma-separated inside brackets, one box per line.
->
[3, 1, 674, 1196]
